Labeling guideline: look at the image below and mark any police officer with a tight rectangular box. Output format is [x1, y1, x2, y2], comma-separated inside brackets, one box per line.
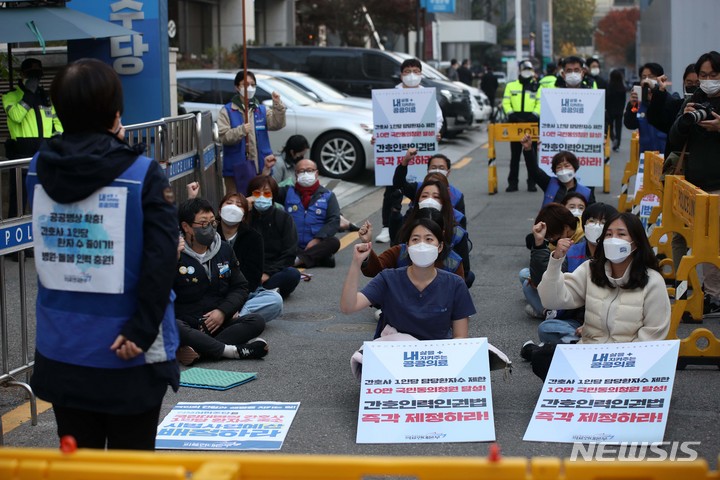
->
[2, 58, 62, 217]
[502, 60, 541, 192]
[539, 63, 558, 90]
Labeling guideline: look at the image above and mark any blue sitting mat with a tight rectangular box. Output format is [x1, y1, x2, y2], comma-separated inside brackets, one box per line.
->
[180, 367, 257, 391]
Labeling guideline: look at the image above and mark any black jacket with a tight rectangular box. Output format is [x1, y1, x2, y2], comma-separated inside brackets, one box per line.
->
[392, 163, 466, 216]
[249, 206, 298, 275]
[219, 223, 265, 292]
[174, 239, 249, 326]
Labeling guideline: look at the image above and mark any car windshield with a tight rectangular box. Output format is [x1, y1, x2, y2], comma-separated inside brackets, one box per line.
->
[258, 76, 317, 106]
[287, 76, 347, 101]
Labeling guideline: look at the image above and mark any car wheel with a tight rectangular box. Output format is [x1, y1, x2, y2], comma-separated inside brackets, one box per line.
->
[313, 132, 365, 180]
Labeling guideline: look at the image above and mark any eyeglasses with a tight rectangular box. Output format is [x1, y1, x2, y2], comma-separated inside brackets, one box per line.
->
[296, 168, 317, 175]
[193, 220, 218, 229]
[252, 190, 273, 198]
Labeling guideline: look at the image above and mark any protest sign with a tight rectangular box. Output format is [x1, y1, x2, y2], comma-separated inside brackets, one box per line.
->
[524, 341, 679, 443]
[372, 88, 438, 186]
[357, 338, 495, 443]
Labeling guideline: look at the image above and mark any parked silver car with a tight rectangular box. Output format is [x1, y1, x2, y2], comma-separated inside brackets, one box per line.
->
[177, 70, 374, 180]
[252, 69, 372, 111]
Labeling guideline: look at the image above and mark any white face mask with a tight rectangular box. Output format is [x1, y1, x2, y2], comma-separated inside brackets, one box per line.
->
[700, 79, 720, 96]
[418, 198, 442, 211]
[570, 208, 583, 218]
[402, 73, 422, 88]
[603, 238, 634, 264]
[584, 223, 604, 244]
[520, 70, 534, 79]
[239, 86, 256, 98]
[407, 242, 439, 268]
[220, 204, 244, 226]
[565, 72, 582, 87]
[297, 172, 317, 187]
[556, 168, 575, 183]
[590, 67, 600, 76]
[427, 168, 447, 176]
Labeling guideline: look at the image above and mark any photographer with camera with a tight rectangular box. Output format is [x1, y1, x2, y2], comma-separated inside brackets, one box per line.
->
[669, 51, 720, 314]
[624, 62, 668, 154]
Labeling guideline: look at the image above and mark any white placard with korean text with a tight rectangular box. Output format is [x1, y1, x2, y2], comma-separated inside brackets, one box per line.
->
[539, 88, 606, 187]
[155, 402, 300, 450]
[633, 153, 661, 230]
[357, 338, 495, 444]
[32, 185, 127, 293]
[523, 340, 679, 444]
[372, 87, 438, 186]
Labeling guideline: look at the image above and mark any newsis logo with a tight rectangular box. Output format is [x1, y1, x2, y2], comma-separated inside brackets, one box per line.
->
[405, 432, 447, 441]
[570, 442, 700, 461]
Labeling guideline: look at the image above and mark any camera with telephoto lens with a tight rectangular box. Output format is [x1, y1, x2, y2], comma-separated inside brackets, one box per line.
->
[682, 102, 714, 125]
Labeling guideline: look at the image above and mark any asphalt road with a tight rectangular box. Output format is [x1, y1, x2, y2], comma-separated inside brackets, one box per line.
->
[2, 125, 719, 464]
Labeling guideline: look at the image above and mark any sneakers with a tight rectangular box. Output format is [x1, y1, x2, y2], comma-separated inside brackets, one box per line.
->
[375, 227, 391, 243]
[704, 294, 720, 317]
[521, 340, 538, 362]
[525, 304, 543, 319]
[236, 338, 269, 359]
[374, 309, 383, 321]
[176, 346, 200, 366]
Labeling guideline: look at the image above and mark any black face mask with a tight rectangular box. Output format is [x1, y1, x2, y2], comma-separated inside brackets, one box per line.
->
[685, 85, 698, 95]
[193, 225, 215, 247]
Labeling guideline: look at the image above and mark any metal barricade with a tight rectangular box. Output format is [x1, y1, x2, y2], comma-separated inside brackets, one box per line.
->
[0, 156, 38, 447]
[0, 113, 226, 445]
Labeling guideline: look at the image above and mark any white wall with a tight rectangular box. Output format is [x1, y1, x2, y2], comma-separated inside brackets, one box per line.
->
[219, 0, 255, 49]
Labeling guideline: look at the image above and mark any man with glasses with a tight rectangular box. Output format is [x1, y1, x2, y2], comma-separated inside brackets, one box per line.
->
[174, 198, 269, 366]
[274, 159, 341, 268]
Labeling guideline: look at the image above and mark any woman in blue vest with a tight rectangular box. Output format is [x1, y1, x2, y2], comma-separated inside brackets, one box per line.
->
[218, 70, 286, 196]
[26, 59, 179, 450]
[522, 134, 595, 206]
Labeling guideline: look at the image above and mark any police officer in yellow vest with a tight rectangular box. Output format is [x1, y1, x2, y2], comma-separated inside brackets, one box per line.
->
[539, 63, 558, 90]
[2, 58, 62, 216]
[502, 60, 541, 192]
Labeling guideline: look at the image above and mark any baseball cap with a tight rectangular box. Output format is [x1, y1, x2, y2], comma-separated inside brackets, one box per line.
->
[20, 58, 43, 75]
[520, 61, 534, 71]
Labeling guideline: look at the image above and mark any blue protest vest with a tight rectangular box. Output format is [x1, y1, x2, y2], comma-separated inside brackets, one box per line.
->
[636, 102, 667, 154]
[543, 177, 592, 206]
[397, 243, 462, 273]
[566, 239, 588, 272]
[222, 103, 274, 177]
[27, 154, 178, 369]
[285, 187, 332, 249]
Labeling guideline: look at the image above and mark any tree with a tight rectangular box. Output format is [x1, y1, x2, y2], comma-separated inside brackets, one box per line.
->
[553, 0, 596, 53]
[295, 0, 415, 47]
[595, 7, 640, 66]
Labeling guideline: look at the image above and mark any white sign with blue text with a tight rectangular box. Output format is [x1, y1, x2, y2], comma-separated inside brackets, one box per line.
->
[357, 338, 495, 444]
[372, 87, 438, 186]
[539, 88, 606, 186]
[156, 402, 300, 451]
[523, 340, 679, 444]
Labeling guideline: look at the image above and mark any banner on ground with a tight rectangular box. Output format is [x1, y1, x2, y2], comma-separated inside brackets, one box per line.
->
[539, 88, 605, 187]
[156, 401, 300, 450]
[523, 340, 679, 444]
[372, 87, 438, 186]
[357, 338, 495, 444]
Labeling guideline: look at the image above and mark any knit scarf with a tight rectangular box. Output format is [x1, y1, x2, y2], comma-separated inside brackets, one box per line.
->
[295, 181, 319, 209]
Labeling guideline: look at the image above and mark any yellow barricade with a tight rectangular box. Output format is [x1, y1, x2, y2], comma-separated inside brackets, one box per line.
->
[0, 448, 716, 480]
[617, 132, 640, 212]
[603, 129, 611, 194]
[636, 152, 672, 261]
[487, 122, 538, 194]
[663, 176, 720, 367]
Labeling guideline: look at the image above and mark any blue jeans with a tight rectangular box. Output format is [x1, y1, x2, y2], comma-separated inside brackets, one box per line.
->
[519, 268, 544, 315]
[538, 319, 582, 344]
[240, 287, 283, 322]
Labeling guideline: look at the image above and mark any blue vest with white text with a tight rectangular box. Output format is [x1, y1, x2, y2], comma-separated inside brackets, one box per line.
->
[543, 177, 592, 206]
[222, 103, 273, 176]
[285, 187, 332, 249]
[27, 154, 178, 369]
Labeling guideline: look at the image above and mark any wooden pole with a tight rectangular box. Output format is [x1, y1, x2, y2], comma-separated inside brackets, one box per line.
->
[242, 0, 249, 122]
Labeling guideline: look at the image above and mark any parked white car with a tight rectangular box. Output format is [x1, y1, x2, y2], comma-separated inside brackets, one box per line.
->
[252, 69, 373, 111]
[177, 70, 374, 180]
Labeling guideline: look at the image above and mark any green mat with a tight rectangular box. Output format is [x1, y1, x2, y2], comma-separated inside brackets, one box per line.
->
[180, 367, 257, 391]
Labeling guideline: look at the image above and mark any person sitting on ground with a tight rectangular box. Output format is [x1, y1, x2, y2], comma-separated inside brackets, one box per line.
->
[522, 134, 595, 206]
[174, 198, 269, 365]
[536, 202, 619, 344]
[520, 203, 578, 319]
[561, 191, 588, 241]
[392, 147, 466, 227]
[245, 175, 302, 298]
[341, 218, 476, 378]
[217, 192, 284, 322]
[273, 159, 341, 268]
[522, 212, 671, 380]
